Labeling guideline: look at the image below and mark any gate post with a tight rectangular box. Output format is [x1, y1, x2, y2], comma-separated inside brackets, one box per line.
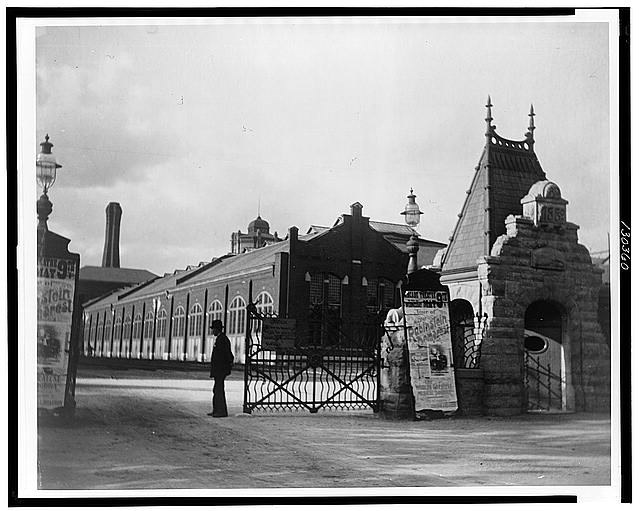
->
[378, 269, 458, 419]
[243, 281, 253, 414]
[378, 321, 414, 419]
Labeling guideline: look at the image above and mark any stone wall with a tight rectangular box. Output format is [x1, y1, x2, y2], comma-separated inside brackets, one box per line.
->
[477, 215, 610, 415]
[454, 368, 485, 415]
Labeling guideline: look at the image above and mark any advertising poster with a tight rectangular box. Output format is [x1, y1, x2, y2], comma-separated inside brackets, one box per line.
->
[261, 318, 296, 350]
[404, 289, 458, 412]
[37, 256, 77, 409]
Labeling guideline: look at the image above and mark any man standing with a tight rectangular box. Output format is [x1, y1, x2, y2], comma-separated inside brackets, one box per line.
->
[208, 319, 234, 417]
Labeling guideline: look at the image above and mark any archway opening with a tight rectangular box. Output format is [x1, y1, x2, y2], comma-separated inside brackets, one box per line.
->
[524, 300, 569, 412]
[449, 299, 477, 369]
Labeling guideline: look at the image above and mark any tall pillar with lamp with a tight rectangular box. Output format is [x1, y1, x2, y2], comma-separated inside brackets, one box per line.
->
[36, 135, 82, 417]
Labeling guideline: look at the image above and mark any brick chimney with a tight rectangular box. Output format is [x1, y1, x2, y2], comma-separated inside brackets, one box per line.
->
[102, 202, 122, 268]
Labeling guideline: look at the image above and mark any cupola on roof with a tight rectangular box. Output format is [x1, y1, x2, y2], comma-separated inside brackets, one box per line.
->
[525, 180, 562, 200]
[248, 215, 270, 234]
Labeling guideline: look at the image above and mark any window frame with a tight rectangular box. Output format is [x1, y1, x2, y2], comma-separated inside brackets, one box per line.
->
[188, 303, 203, 337]
[172, 306, 185, 337]
[143, 311, 154, 339]
[156, 308, 167, 338]
[228, 296, 247, 335]
[132, 313, 143, 339]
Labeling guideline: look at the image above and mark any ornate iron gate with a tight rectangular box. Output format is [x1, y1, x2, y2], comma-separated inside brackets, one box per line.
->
[524, 351, 563, 411]
[243, 303, 382, 414]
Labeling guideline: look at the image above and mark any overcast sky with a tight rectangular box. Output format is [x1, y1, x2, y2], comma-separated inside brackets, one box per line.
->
[34, 17, 611, 276]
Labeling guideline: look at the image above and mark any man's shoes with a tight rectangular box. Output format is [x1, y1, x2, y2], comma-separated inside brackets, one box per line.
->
[206, 412, 215, 416]
[211, 413, 228, 417]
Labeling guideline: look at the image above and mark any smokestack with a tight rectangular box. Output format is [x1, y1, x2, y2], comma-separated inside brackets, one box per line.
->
[102, 202, 122, 268]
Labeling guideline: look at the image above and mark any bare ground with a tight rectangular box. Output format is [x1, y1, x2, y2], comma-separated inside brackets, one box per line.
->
[37, 366, 611, 490]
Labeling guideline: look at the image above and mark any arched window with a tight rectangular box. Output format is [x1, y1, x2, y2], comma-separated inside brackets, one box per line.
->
[228, 296, 246, 335]
[208, 300, 223, 326]
[83, 316, 91, 344]
[88, 320, 96, 354]
[96, 318, 104, 353]
[105, 317, 112, 343]
[172, 306, 185, 337]
[255, 291, 274, 315]
[132, 313, 142, 339]
[156, 309, 167, 338]
[189, 303, 203, 337]
[114, 315, 123, 341]
[253, 291, 274, 335]
[123, 315, 132, 339]
[144, 311, 154, 339]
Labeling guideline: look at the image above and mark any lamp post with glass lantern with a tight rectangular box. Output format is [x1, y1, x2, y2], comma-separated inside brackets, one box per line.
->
[401, 188, 423, 274]
[36, 134, 62, 234]
[35, 134, 81, 417]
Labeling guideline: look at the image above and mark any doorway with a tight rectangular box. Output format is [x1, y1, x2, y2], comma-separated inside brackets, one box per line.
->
[524, 301, 568, 412]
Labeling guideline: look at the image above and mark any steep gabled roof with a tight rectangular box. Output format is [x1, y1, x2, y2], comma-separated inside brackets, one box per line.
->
[441, 99, 546, 273]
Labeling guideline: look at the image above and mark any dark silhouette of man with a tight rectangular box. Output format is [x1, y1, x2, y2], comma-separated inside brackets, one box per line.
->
[208, 319, 234, 417]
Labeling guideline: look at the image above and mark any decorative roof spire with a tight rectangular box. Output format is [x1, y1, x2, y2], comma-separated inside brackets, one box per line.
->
[485, 95, 495, 139]
[525, 103, 536, 148]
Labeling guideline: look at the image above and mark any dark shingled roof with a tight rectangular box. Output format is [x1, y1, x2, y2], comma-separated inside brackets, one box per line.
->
[184, 242, 289, 286]
[442, 118, 546, 272]
[79, 266, 157, 284]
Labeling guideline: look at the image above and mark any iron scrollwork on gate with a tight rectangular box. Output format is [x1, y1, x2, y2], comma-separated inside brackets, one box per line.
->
[243, 302, 382, 414]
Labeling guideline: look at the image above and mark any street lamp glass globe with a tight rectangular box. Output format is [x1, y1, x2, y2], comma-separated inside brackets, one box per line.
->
[36, 135, 61, 194]
[404, 204, 421, 227]
[36, 156, 58, 193]
[402, 189, 423, 227]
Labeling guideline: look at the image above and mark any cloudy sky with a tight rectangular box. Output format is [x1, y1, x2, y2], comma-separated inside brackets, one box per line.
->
[34, 16, 612, 276]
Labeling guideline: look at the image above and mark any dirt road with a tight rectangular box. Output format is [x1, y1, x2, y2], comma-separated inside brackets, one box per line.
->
[37, 366, 611, 490]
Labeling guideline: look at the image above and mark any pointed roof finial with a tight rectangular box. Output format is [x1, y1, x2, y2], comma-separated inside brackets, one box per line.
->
[485, 95, 495, 139]
[525, 104, 536, 146]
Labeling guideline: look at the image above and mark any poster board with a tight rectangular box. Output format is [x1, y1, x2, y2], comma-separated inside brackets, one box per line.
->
[261, 317, 296, 350]
[37, 255, 78, 409]
[403, 289, 458, 412]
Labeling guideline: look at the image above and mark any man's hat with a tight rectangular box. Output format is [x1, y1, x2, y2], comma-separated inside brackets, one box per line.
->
[210, 319, 224, 331]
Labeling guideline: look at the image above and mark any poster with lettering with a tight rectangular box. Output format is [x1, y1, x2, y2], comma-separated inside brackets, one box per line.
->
[403, 289, 458, 412]
[37, 256, 77, 409]
[261, 318, 296, 350]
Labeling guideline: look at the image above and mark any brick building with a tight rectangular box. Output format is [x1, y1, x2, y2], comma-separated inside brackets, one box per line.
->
[82, 203, 422, 363]
[435, 98, 610, 415]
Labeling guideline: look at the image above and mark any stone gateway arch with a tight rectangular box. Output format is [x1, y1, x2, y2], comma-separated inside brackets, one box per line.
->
[438, 99, 609, 416]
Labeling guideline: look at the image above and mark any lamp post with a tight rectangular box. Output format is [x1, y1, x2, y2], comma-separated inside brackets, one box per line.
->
[35, 134, 81, 417]
[36, 134, 62, 232]
[401, 188, 423, 274]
